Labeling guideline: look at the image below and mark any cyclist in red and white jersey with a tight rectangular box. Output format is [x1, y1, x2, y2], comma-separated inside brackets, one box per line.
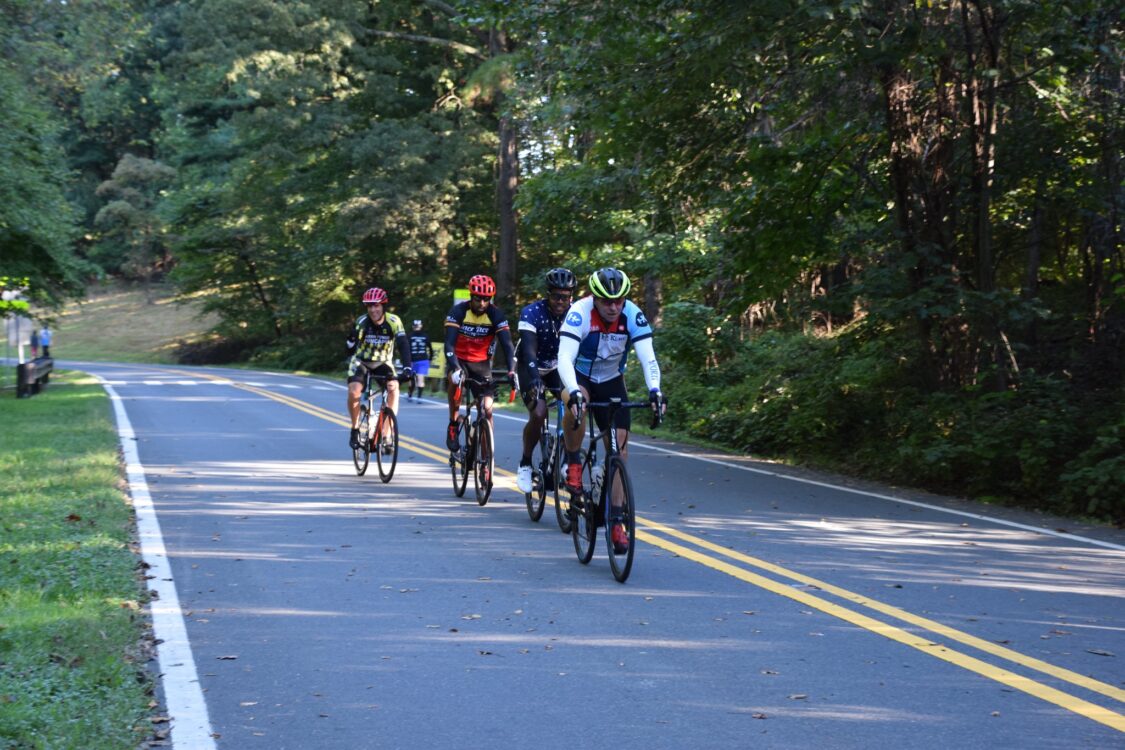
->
[442, 274, 516, 450]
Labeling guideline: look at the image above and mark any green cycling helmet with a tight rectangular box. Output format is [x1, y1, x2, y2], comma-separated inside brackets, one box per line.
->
[588, 267, 631, 299]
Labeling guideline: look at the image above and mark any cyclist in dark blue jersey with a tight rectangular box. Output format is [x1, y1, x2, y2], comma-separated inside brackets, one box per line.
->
[514, 267, 578, 493]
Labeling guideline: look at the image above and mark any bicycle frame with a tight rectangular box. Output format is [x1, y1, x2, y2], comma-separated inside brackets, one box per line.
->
[568, 397, 655, 582]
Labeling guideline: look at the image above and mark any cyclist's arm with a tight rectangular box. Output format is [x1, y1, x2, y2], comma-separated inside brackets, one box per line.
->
[516, 327, 539, 371]
[496, 327, 515, 373]
[443, 324, 461, 373]
[633, 336, 661, 391]
[396, 330, 412, 368]
[557, 334, 581, 396]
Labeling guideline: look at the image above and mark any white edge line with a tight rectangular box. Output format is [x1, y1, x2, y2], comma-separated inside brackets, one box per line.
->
[627, 438, 1125, 553]
[97, 375, 217, 749]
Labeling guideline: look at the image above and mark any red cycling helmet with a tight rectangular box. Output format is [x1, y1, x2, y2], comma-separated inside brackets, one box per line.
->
[362, 287, 389, 304]
[468, 274, 496, 298]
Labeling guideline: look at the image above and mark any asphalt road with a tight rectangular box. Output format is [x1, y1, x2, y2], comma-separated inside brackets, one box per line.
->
[62, 361, 1125, 749]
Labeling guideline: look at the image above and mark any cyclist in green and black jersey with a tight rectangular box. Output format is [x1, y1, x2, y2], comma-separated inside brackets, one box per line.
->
[346, 287, 412, 449]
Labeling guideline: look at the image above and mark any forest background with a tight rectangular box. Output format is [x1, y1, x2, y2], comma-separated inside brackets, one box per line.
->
[1, 0, 1121, 521]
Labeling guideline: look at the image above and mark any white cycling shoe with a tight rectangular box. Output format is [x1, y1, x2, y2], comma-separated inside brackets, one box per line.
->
[516, 465, 533, 494]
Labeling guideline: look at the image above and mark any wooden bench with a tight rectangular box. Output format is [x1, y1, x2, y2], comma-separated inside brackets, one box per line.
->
[16, 356, 53, 398]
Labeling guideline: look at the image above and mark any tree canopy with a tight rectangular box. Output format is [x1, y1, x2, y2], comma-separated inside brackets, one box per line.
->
[3, 0, 1121, 518]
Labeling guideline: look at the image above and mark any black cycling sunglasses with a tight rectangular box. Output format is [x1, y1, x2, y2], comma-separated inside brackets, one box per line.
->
[471, 294, 492, 303]
[549, 292, 573, 302]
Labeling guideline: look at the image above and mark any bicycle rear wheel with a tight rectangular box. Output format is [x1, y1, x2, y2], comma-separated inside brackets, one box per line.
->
[604, 456, 636, 583]
[525, 430, 549, 522]
[552, 431, 571, 533]
[474, 418, 494, 505]
[375, 408, 399, 483]
[352, 407, 370, 476]
[450, 417, 469, 497]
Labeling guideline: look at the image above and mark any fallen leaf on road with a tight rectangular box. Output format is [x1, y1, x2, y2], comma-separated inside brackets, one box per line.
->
[216, 655, 238, 660]
[1086, 649, 1115, 657]
[752, 713, 767, 719]
[788, 694, 808, 700]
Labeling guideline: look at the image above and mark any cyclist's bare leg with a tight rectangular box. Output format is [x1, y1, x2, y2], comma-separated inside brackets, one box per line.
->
[347, 381, 364, 427]
[385, 377, 400, 413]
[481, 393, 495, 425]
[446, 375, 461, 422]
[521, 397, 547, 459]
[608, 427, 629, 512]
[382, 378, 400, 441]
[561, 386, 591, 454]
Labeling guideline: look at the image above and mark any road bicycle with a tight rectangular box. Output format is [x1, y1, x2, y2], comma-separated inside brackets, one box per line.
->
[352, 370, 401, 483]
[449, 372, 513, 505]
[523, 384, 568, 531]
[566, 397, 662, 583]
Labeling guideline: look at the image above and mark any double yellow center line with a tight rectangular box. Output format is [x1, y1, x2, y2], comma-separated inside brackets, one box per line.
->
[165, 369, 1125, 732]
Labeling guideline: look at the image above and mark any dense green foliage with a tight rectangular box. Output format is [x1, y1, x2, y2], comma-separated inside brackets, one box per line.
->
[2, 1, 1121, 519]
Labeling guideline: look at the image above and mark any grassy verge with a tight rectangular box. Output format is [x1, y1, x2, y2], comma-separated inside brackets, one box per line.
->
[46, 280, 219, 364]
[0, 371, 155, 749]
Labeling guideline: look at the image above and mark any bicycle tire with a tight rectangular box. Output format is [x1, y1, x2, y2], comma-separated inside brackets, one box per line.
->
[604, 456, 636, 583]
[375, 408, 398, 483]
[450, 417, 469, 497]
[552, 429, 571, 533]
[525, 429, 548, 522]
[474, 418, 494, 506]
[353, 406, 370, 476]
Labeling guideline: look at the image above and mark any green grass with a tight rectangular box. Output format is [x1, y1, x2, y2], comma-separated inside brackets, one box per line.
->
[0, 371, 154, 749]
[46, 280, 219, 363]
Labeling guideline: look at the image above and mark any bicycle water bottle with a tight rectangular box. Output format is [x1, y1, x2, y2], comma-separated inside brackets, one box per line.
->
[591, 465, 604, 498]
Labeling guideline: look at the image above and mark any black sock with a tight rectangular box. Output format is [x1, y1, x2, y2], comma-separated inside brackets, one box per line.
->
[566, 450, 581, 464]
[520, 456, 531, 466]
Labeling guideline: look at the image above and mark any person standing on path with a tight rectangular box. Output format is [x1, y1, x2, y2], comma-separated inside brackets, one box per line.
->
[407, 320, 434, 401]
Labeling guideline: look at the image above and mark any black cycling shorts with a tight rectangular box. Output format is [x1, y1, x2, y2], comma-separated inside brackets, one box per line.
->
[576, 374, 630, 432]
[453, 359, 499, 399]
[348, 361, 396, 387]
[518, 364, 562, 408]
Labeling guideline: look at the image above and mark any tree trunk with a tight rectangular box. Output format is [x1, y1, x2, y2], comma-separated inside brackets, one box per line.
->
[490, 29, 519, 308]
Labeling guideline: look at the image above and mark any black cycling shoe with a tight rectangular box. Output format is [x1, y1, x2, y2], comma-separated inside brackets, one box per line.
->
[349, 428, 361, 450]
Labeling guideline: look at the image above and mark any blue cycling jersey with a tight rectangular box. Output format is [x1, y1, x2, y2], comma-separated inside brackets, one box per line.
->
[517, 299, 565, 371]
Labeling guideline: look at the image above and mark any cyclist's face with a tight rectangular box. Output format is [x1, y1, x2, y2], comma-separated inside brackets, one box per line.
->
[365, 302, 384, 321]
[470, 294, 491, 312]
[592, 296, 625, 323]
[547, 288, 573, 316]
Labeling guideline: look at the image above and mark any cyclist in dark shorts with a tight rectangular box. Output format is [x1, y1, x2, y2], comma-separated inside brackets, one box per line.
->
[443, 274, 516, 450]
[558, 268, 665, 552]
[514, 267, 578, 493]
[407, 320, 433, 401]
[346, 287, 412, 449]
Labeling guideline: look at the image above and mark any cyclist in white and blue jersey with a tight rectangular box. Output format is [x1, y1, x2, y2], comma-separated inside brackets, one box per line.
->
[514, 267, 578, 493]
[557, 267, 666, 552]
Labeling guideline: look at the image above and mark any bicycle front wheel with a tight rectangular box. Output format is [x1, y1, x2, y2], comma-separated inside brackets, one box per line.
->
[352, 408, 370, 476]
[375, 408, 399, 483]
[450, 418, 469, 497]
[474, 418, 494, 506]
[604, 456, 636, 583]
[526, 431, 549, 522]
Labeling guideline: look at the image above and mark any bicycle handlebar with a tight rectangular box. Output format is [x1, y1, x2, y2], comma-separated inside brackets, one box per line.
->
[581, 398, 664, 429]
